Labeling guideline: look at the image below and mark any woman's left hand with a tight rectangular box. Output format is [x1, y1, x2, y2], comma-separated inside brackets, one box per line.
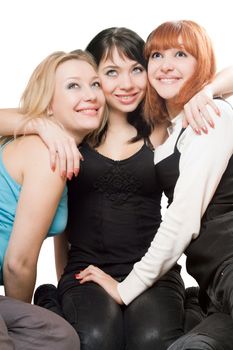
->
[183, 86, 220, 134]
[75, 265, 123, 304]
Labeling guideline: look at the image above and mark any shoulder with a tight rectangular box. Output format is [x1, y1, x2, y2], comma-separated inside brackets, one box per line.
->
[18, 136, 63, 184]
[15, 135, 52, 171]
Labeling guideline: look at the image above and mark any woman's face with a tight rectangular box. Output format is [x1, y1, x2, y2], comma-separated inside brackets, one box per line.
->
[50, 59, 105, 140]
[147, 38, 197, 102]
[98, 47, 147, 114]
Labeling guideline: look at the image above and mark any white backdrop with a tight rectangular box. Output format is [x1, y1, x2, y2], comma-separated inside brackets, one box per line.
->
[0, 0, 233, 295]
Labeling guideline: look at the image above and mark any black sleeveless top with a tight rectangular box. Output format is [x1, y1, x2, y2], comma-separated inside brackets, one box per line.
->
[64, 141, 162, 278]
[156, 129, 233, 289]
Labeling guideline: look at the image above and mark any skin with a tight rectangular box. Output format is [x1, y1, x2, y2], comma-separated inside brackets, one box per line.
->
[3, 59, 105, 303]
[148, 40, 197, 116]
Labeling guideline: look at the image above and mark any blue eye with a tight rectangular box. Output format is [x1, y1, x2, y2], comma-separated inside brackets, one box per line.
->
[67, 82, 79, 89]
[106, 69, 117, 77]
[132, 66, 144, 74]
[151, 52, 162, 59]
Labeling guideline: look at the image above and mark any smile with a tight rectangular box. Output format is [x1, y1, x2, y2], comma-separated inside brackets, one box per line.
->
[115, 93, 139, 104]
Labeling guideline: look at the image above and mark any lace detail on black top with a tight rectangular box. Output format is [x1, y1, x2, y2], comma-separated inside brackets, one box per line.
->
[94, 164, 141, 203]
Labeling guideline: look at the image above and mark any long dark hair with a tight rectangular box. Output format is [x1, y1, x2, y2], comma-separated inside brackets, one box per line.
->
[85, 27, 152, 146]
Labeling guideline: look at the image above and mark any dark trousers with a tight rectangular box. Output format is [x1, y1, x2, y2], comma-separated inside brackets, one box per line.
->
[57, 269, 201, 350]
[168, 262, 233, 350]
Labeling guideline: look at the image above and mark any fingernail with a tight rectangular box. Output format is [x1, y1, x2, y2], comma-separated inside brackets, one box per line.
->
[75, 273, 81, 279]
[74, 168, 79, 177]
[202, 127, 208, 134]
[67, 173, 73, 181]
[209, 121, 215, 128]
[195, 128, 201, 135]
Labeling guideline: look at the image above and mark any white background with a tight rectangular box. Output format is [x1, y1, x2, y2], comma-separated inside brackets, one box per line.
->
[0, 0, 232, 295]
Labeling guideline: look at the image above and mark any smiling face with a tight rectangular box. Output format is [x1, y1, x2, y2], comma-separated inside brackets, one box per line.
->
[98, 47, 147, 115]
[50, 59, 106, 141]
[148, 38, 197, 107]
[147, 37, 197, 116]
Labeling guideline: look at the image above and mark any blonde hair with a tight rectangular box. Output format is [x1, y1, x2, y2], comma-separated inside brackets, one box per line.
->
[1, 50, 107, 144]
[144, 20, 216, 124]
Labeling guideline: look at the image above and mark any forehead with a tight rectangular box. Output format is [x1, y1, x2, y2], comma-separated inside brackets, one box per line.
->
[100, 47, 138, 66]
[56, 59, 97, 80]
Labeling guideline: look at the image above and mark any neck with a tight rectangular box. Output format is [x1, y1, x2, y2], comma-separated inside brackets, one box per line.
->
[166, 99, 181, 121]
[108, 109, 129, 129]
[68, 130, 86, 145]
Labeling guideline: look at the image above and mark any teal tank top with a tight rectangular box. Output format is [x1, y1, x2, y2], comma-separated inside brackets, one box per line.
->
[0, 141, 68, 285]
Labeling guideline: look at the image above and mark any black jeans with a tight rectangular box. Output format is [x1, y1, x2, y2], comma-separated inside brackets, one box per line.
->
[168, 262, 233, 350]
[168, 313, 233, 350]
[57, 268, 200, 350]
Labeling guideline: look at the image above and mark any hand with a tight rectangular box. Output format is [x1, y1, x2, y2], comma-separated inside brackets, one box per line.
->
[183, 85, 220, 134]
[76, 265, 124, 304]
[30, 118, 83, 179]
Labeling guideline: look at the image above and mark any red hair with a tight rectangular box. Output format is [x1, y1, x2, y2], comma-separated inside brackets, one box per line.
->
[144, 20, 216, 124]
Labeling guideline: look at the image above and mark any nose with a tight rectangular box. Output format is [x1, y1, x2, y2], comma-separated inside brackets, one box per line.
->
[82, 86, 97, 101]
[119, 73, 133, 90]
[160, 57, 174, 72]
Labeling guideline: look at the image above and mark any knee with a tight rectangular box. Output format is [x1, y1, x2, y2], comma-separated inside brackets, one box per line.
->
[127, 327, 170, 350]
[81, 324, 123, 350]
[47, 313, 80, 350]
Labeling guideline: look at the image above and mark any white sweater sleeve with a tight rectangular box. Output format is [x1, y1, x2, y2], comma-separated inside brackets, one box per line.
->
[118, 100, 233, 305]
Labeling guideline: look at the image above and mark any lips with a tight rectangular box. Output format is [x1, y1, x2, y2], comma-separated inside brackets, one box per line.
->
[114, 92, 140, 104]
[157, 76, 181, 84]
[76, 107, 100, 116]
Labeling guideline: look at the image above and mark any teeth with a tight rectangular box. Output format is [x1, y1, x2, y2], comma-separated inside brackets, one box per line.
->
[77, 109, 96, 112]
[160, 78, 178, 84]
[118, 95, 134, 100]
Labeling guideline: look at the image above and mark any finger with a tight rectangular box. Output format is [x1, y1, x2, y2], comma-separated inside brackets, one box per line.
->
[48, 143, 58, 171]
[199, 107, 215, 128]
[205, 99, 221, 116]
[183, 104, 201, 134]
[191, 106, 209, 133]
[55, 143, 67, 178]
[79, 274, 100, 284]
[62, 142, 75, 180]
[69, 139, 80, 177]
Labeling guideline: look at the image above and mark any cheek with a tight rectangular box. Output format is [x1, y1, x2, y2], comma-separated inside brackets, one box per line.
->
[97, 91, 106, 106]
[147, 63, 156, 84]
[137, 74, 147, 92]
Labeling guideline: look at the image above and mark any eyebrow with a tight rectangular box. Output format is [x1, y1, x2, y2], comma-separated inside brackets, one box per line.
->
[66, 75, 99, 80]
[102, 62, 142, 70]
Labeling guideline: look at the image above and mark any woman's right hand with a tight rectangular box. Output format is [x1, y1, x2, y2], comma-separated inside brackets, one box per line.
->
[76, 265, 124, 305]
[30, 118, 83, 179]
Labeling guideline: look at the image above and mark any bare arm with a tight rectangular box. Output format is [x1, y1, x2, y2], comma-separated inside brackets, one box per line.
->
[183, 65, 233, 132]
[0, 108, 81, 178]
[0, 108, 25, 135]
[54, 231, 69, 281]
[212, 65, 233, 98]
[3, 136, 66, 303]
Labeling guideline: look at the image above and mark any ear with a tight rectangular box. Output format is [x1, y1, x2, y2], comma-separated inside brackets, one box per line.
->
[47, 106, 53, 117]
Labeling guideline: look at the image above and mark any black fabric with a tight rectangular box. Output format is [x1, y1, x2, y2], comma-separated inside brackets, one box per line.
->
[168, 313, 233, 350]
[155, 127, 233, 290]
[64, 142, 163, 279]
[58, 269, 189, 350]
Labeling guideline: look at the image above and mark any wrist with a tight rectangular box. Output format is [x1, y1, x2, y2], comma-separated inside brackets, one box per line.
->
[203, 84, 214, 98]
